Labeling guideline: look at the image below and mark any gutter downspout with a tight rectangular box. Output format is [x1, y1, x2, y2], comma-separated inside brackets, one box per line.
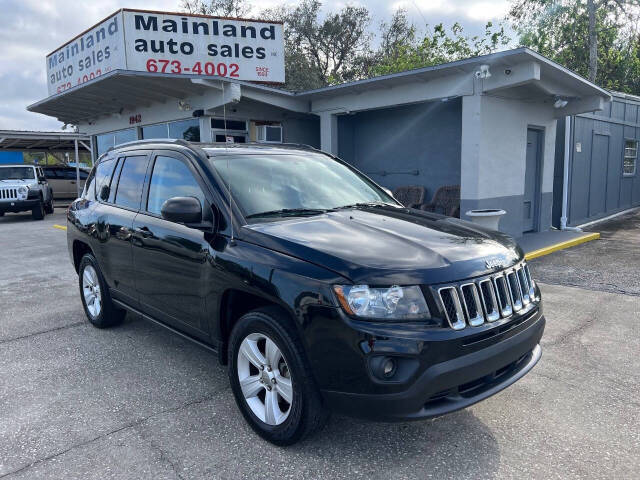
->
[560, 115, 582, 232]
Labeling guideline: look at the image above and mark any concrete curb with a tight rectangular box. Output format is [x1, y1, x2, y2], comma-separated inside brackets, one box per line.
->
[525, 232, 600, 260]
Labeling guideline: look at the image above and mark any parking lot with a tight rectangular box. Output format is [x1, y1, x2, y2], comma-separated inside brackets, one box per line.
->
[1, 208, 638, 479]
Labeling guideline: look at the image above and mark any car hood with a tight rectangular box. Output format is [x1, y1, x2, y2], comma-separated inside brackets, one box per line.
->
[242, 206, 523, 285]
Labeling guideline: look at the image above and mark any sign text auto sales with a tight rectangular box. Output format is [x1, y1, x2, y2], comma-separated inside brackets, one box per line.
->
[45, 9, 285, 96]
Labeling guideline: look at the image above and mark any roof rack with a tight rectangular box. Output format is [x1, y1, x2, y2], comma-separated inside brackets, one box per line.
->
[105, 138, 191, 153]
[198, 141, 318, 151]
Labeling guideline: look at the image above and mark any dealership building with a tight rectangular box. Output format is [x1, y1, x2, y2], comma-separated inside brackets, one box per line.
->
[26, 9, 624, 238]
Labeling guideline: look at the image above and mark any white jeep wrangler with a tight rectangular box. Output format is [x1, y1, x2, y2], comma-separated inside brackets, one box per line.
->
[0, 165, 54, 220]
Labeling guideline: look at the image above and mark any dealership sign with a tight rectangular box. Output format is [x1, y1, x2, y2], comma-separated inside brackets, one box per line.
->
[46, 9, 285, 96]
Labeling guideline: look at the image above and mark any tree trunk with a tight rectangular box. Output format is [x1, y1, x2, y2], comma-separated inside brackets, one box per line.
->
[587, 0, 597, 82]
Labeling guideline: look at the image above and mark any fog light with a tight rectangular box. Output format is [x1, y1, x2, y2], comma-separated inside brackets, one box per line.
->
[382, 358, 397, 378]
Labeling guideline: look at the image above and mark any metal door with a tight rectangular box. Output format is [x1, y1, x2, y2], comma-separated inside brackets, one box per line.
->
[524, 129, 542, 232]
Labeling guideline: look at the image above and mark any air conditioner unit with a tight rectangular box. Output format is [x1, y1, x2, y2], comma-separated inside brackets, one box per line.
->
[256, 124, 283, 143]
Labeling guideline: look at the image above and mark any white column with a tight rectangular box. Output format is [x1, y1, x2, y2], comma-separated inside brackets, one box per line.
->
[74, 139, 80, 197]
[319, 112, 338, 155]
[460, 92, 483, 207]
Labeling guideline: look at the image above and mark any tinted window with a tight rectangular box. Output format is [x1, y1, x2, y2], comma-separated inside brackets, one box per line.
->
[114, 156, 148, 210]
[43, 168, 61, 179]
[0, 167, 35, 180]
[168, 119, 200, 142]
[142, 123, 168, 139]
[84, 167, 97, 200]
[147, 156, 205, 216]
[94, 159, 117, 198]
[211, 119, 246, 131]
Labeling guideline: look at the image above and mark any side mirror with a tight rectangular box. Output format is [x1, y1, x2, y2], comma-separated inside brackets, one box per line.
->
[99, 185, 110, 201]
[161, 196, 203, 225]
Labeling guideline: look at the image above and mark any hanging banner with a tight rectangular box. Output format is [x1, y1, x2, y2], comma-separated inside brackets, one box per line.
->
[45, 9, 286, 97]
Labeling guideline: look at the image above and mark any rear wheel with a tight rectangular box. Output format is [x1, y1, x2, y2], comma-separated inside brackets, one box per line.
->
[78, 254, 126, 328]
[32, 199, 45, 220]
[228, 308, 327, 445]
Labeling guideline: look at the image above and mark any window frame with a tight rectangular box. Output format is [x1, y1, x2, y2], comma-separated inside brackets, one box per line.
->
[141, 150, 211, 222]
[623, 138, 637, 177]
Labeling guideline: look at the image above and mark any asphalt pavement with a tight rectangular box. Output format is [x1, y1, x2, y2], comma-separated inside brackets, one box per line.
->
[0, 209, 638, 479]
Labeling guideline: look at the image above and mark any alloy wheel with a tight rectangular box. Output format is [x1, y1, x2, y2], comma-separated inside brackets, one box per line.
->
[82, 265, 102, 318]
[237, 332, 293, 426]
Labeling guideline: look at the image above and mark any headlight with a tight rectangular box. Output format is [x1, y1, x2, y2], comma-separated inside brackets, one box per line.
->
[17, 186, 28, 199]
[333, 285, 430, 320]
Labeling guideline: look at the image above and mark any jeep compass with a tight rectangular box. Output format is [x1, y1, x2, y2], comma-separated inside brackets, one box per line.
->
[67, 140, 544, 445]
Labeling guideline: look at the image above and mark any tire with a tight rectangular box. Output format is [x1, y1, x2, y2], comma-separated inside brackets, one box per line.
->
[228, 308, 328, 445]
[0, 212, 4, 217]
[32, 199, 45, 220]
[78, 254, 126, 328]
[44, 196, 54, 214]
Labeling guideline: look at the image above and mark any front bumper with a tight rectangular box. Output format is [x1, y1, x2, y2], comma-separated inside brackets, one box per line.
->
[0, 199, 40, 213]
[319, 311, 545, 421]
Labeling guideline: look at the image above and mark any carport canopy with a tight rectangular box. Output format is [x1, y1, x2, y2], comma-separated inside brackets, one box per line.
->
[0, 130, 93, 197]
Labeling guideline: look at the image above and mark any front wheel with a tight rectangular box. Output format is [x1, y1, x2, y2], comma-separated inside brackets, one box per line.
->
[228, 308, 327, 445]
[32, 199, 45, 220]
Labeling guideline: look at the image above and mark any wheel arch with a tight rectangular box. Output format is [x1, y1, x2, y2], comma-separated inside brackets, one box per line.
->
[72, 240, 95, 273]
[217, 289, 297, 365]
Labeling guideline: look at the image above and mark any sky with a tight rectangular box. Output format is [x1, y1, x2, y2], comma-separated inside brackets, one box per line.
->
[0, 0, 512, 131]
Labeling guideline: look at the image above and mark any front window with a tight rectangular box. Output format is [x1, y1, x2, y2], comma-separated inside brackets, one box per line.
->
[0, 167, 35, 180]
[209, 152, 397, 220]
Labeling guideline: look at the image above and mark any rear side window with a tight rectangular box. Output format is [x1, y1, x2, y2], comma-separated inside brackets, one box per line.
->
[113, 156, 149, 210]
[146, 156, 205, 215]
[94, 158, 117, 199]
[43, 168, 60, 179]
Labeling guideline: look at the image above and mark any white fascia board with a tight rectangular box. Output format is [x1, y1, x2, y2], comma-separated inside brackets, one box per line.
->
[554, 95, 606, 117]
[241, 88, 309, 113]
[310, 73, 474, 114]
[482, 61, 541, 92]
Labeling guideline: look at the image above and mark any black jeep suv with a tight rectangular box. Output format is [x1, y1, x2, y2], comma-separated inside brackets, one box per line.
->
[67, 140, 544, 445]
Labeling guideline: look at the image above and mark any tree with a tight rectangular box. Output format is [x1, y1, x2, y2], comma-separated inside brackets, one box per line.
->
[281, 0, 372, 86]
[367, 21, 511, 78]
[509, 0, 640, 83]
[181, 0, 252, 17]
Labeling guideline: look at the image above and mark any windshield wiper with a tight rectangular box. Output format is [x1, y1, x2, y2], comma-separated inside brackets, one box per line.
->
[332, 202, 396, 210]
[245, 208, 329, 219]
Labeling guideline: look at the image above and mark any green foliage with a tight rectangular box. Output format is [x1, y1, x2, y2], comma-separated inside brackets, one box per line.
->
[369, 21, 511, 78]
[510, 0, 640, 94]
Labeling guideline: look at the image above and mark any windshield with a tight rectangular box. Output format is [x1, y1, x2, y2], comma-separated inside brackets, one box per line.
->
[0, 167, 35, 181]
[209, 152, 397, 219]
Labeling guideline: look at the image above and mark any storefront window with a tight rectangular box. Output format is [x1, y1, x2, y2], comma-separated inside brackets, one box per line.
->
[96, 128, 138, 156]
[168, 119, 200, 141]
[96, 133, 114, 156]
[141, 123, 169, 139]
[114, 128, 136, 146]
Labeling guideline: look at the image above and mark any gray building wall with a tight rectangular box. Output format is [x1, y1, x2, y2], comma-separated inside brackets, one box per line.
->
[557, 94, 640, 226]
[336, 99, 462, 197]
[460, 93, 557, 239]
[282, 116, 320, 148]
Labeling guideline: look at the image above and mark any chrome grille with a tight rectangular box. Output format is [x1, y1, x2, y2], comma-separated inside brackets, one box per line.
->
[438, 287, 466, 330]
[494, 274, 513, 317]
[460, 283, 484, 326]
[436, 261, 538, 330]
[506, 271, 523, 312]
[0, 187, 18, 201]
[478, 279, 500, 322]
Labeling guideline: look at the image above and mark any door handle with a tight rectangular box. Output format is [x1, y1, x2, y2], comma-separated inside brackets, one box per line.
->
[70, 181, 76, 184]
[135, 226, 153, 238]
